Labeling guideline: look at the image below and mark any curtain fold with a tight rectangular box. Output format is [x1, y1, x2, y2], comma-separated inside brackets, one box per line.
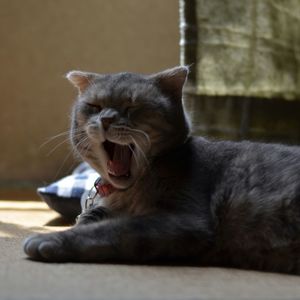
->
[180, 0, 300, 100]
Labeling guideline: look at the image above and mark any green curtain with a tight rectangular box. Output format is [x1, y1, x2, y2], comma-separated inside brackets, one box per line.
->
[180, 0, 300, 100]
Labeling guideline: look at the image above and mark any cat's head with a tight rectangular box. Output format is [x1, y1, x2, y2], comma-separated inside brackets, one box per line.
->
[67, 66, 190, 190]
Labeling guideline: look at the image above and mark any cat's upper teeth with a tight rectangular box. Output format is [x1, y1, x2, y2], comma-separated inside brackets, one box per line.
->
[103, 141, 134, 180]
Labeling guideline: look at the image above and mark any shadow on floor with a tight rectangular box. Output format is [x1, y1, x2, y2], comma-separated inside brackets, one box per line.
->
[44, 216, 75, 227]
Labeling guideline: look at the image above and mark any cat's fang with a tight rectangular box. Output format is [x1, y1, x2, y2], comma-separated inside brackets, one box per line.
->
[103, 140, 134, 161]
[103, 140, 115, 160]
[103, 140, 134, 180]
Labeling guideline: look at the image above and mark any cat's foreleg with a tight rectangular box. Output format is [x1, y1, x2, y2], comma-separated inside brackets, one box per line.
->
[76, 206, 112, 225]
[23, 213, 213, 262]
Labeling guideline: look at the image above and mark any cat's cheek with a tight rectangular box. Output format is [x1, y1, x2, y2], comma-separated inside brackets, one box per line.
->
[74, 108, 89, 128]
[130, 155, 141, 181]
[86, 124, 106, 143]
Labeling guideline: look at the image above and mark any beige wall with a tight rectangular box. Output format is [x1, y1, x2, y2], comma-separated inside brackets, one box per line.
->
[0, 0, 179, 184]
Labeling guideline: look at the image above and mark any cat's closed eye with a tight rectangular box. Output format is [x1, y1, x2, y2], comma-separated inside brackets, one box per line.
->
[124, 105, 140, 117]
[86, 103, 102, 113]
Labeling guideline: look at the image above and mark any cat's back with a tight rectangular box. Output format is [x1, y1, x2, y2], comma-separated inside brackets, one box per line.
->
[218, 140, 300, 195]
[207, 139, 300, 210]
[208, 139, 300, 261]
[152, 137, 300, 212]
[202, 138, 300, 187]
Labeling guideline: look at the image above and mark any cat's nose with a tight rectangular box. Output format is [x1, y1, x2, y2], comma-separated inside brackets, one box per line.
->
[101, 116, 116, 130]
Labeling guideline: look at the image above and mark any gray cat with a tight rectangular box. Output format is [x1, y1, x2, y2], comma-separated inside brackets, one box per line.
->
[24, 66, 300, 274]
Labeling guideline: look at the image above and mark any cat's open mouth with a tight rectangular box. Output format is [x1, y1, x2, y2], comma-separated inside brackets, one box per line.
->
[103, 140, 134, 180]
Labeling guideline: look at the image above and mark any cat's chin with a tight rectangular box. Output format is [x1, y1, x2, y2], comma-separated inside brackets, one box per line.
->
[106, 173, 136, 190]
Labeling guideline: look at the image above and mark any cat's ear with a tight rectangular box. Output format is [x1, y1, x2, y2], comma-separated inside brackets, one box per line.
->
[66, 71, 96, 93]
[151, 66, 189, 101]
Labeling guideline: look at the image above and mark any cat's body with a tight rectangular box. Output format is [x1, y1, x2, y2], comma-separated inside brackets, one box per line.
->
[24, 67, 300, 274]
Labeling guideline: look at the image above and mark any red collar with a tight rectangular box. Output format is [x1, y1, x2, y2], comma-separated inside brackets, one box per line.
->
[94, 177, 116, 197]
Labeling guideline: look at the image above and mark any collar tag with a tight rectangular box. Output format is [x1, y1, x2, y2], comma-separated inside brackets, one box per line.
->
[94, 177, 115, 197]
[83, 177, 115, 211]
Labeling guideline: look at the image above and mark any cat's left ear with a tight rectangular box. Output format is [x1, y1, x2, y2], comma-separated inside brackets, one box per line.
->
[150, 66, 189, 102]
[66, 71, 97, 93]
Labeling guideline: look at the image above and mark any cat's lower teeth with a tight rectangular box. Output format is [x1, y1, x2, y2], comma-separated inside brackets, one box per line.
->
[108, 171, 131, 179]
[107, 159, 130, 177]
[105, 142, 133, 179]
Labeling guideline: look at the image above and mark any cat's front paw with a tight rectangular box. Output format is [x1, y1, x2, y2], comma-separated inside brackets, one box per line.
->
[23, 232, 73, 262]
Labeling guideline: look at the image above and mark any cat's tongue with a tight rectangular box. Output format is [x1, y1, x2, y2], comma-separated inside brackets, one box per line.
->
[107, 144, 131, 177]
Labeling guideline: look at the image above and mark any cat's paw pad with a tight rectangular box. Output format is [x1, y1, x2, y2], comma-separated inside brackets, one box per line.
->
[23, 233, 67, 262]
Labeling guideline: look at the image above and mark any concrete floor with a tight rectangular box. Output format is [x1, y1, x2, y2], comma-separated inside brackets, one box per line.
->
[1, 201, 300, 300]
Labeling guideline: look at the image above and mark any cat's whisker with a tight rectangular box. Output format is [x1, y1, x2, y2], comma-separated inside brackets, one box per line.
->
[113, 134, 131, 162]
[52, 150, 76, 181]
[112, 126, 151, 149]
[46, 132, 86, 157]
[130, 135, 149, 167]
[39, 130, 71, 150]
[39, 128, 84, 150]
[46, 138, 71, 157]
[77, 137, 93, 161]
[128, 128, 151, 148]
[110, 134, 140, 169]
[128, 142, 140, 169]
[75, 136, 90, 152]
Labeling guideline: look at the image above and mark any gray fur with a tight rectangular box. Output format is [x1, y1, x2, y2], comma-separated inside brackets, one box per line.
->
[24, 67, 300, 274]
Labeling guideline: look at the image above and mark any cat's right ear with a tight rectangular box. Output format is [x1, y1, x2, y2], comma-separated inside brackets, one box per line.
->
[66, 71, 96, 93]
[150, 66, 189, 102]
